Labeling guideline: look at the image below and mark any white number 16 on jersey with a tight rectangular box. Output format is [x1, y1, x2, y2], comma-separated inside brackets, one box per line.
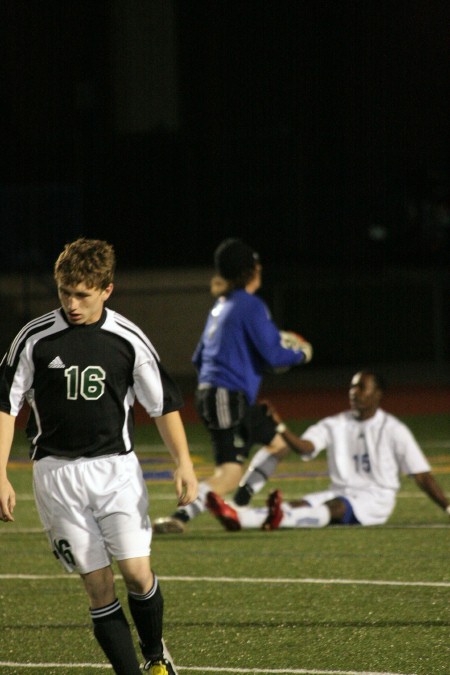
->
[65, 365, 106, 400]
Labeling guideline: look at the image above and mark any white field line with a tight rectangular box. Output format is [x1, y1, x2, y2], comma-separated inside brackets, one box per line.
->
[0, 573, 448, 588]
[165, 669, 418, 675]
[12, 493, 180, 501]
[0, 571, 427, 675]
[10, 490, 448, 501]
[0, 664, 418, 675]
[1, 523, 449, 536]
[0, 664, 110, 670]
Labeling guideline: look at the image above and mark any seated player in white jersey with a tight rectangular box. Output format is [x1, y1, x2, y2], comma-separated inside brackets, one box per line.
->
[206, 370, 450, 530]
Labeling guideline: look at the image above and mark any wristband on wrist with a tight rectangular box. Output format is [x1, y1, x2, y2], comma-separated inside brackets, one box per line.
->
[445, 505, 450, 515]
[276, 422, 287, 434]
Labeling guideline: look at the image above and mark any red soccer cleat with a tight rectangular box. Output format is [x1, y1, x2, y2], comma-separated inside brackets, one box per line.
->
[262, 489, 284, 530]
[206, 491, 241, 531]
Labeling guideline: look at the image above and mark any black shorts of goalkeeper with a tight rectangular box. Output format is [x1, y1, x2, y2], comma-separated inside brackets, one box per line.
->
[195, 387, 276, 465]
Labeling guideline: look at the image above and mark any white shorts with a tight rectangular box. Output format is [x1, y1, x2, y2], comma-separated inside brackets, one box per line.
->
[301, 485, 397, 526]
[33, 452, 152, 574]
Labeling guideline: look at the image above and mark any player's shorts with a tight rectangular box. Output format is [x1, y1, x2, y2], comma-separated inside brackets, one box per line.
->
[33, 452, 151, 574]
[195, 386, 277, 465]
[301, 485, 396, 526]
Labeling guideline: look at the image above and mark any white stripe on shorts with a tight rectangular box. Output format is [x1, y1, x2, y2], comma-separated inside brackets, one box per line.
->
[216, 387, 231, 428]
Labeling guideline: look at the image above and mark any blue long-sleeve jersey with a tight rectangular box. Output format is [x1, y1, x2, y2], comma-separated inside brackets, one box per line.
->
[192, 289, 304, 404]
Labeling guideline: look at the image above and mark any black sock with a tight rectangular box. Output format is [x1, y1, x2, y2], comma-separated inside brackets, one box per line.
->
[233, 483, 254, 506]
[128, 576, 164, 661]
[172, 508, 190, 523]
[90, 599, 141, 675]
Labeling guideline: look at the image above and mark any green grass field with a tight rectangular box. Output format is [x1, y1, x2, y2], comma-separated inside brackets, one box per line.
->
[1, 414, 449, 675]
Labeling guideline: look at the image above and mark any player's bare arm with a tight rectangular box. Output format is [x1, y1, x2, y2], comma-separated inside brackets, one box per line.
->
[413, 471, 450, 514]
[154, 411, 198, 506]
[261, 399, 315, 457]
[276, 428, 314, 456]
[0, 411, 17, 521]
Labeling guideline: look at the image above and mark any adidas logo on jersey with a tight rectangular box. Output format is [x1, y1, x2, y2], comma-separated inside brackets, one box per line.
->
[48, 356, 65, 369]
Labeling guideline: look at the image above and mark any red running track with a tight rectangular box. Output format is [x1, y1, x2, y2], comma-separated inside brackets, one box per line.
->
[143, 386, 449, 425]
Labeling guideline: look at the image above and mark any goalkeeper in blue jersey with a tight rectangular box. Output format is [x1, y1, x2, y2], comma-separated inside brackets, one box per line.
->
[154, 238, 312, 533]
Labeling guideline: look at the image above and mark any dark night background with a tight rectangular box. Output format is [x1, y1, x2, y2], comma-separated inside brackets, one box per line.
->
[0, 0, 449, 272]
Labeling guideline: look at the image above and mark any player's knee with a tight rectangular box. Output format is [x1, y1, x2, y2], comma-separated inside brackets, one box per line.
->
[118, 559, 153, 595]
[327, 497, 351, 524]
[268, 441, 290, 459]
[81, 567, 116, 607]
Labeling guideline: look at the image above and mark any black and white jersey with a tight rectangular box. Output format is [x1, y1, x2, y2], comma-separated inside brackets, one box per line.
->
[0, 308, 183, 459]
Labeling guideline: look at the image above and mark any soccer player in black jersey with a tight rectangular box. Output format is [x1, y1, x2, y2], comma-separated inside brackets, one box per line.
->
[0, 238, 198, 675]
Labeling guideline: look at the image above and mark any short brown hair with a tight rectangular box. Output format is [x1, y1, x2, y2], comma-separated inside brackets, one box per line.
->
[54, 238, 116, 290]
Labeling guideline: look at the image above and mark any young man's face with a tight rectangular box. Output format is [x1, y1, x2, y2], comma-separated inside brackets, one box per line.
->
[57, 282, 113, 325]
[348, 372, 382, 420]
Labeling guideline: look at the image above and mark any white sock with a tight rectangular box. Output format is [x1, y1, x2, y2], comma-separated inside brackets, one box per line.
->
[238, 506, 270, 529]
[279, 504, 331, 528]
[238, 503, 330, 529]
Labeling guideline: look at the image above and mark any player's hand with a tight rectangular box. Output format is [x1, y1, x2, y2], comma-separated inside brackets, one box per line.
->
[299, 339, 313, 363]
[260, 399, 283, 425]
[0, 477, 16, 522]
[280, 331, 313, 363]
[174, 462, 198, 506]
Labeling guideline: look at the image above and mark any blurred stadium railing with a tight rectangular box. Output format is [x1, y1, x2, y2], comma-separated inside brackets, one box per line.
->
[0, 267, 448, 390]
